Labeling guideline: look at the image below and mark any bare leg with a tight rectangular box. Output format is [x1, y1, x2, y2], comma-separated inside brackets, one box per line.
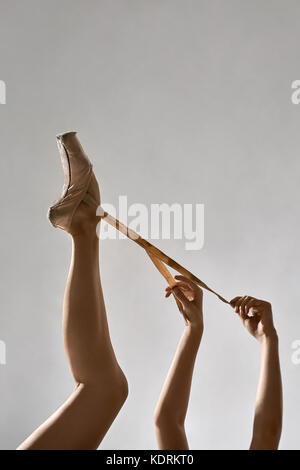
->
[18, 199, 128, 450]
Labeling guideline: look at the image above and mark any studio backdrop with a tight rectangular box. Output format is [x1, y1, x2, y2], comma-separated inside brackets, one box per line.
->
[0, 0, 299, 450]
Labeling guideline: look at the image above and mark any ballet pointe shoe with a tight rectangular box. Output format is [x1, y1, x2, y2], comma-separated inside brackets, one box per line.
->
[48, 132, 100, 233]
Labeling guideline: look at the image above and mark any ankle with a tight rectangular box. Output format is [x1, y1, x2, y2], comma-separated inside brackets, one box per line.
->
[69, 201, 101, 237]
[72, 230, 99, 244]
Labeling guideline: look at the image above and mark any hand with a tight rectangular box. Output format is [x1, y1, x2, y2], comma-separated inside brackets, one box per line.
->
[230, 296, 277, 341]
[165, 275, 203, 329]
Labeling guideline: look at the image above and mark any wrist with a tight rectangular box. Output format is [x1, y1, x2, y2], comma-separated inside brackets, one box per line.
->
[186, 321, 204, 338]
[258, 328, 278, 345]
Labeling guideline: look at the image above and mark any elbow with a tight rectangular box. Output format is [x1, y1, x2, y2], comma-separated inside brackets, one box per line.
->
[154, 405, 185, 431]
[154, 409, 168, 430]
[154, 406, 168, 430]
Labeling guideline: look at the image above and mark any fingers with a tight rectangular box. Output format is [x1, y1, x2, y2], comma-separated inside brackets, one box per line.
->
[174, 275, 198, 290]
[165, 284, 193, 309]
[233, 297, 248, 319]
[230, 296, 243, 313]
[230, 296, 242, 307]
[174, 275, 202, 298]
[240, 296, 250, 314]
[230, 295, 261, 317]
[176, 282, 195, 301]
[165, 285, 190, 324]
[165, 282, 195, 301]
[171, 286, 189, 305]
[244, 298, 260, 315]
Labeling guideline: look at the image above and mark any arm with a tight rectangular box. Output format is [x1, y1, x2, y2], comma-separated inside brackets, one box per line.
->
[230, 296, 283, 450]
[154, 275, 203, 450]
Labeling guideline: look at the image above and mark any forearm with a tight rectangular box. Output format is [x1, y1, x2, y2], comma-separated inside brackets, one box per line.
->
[250, 332, 283, 449]
[154, 324, 202, 448]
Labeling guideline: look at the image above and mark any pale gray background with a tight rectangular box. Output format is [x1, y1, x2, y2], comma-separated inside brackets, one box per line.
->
[0, 0, 299, 450]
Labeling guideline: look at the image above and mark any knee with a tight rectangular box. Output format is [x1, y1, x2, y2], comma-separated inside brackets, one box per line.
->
[154, 404, 183, 431]
[103, 368, 129, 411]
[114, 369, 129, 408]
[82, 367, 128, 413]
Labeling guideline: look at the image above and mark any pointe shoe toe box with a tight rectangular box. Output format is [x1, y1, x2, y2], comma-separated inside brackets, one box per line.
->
[48, 132, 96, 231]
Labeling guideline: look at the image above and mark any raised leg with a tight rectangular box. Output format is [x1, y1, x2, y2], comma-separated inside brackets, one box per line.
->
[18, 200, 128, 450]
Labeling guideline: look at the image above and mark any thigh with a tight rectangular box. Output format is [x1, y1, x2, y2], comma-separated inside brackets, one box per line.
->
[17, 383, 122, 450]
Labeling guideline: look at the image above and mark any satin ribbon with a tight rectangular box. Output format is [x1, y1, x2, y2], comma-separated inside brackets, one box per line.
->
[92, 203, 229, 305]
